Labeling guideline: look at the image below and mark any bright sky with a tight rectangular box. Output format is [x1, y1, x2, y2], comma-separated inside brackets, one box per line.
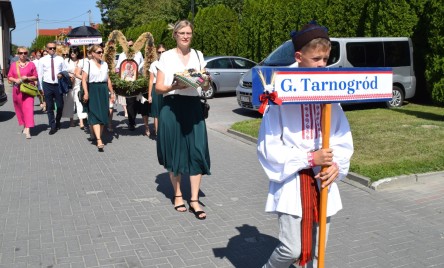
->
[11, 0, 102, 47]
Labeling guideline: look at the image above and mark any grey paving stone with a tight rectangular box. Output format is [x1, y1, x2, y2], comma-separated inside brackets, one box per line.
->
[0, 87, 443, 267]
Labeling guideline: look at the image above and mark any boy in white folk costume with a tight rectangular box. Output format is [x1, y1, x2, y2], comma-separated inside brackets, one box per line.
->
[258, 22, 354, 268]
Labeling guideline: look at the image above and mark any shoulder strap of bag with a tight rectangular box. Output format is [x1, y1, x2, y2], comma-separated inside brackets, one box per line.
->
[193, 49, 201, 70]
[16, 62, 21, 79]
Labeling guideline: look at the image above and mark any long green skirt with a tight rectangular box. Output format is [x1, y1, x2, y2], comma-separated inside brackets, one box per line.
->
[157, 95, 211, 176]
[150, 83, 164, 117]
[87, 82, 109, 125]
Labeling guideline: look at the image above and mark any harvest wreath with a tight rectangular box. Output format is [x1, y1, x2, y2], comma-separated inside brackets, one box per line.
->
[103, 30, 157, 96]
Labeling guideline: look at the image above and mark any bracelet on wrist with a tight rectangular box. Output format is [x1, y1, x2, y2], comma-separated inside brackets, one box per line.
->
[307, 151, 315, 167]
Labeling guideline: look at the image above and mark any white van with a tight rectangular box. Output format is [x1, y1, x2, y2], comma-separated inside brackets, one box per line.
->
[236, 37, 416, 109]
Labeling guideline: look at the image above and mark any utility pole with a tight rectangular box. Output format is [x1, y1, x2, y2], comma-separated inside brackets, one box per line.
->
[36, 14, 40, 38]
[88, 10, 92, 26]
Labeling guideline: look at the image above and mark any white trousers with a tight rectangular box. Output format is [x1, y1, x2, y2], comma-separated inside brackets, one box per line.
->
[262, 213, 330, 268]
[73, 85, 87, 119]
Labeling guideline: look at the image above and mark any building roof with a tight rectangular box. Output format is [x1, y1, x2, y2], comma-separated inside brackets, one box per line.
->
[39, 24, 100, 37]
[0, 0, 15, 28]
[39, 27, 72, 37]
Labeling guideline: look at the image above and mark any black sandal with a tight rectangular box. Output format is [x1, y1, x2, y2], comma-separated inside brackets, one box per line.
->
[174, 195, 187, 212]
[189, 200, 206, 220]
[97, 139, 104, 152]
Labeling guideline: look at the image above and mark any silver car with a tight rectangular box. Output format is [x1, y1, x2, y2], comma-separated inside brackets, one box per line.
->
[203, 56, 256, 98]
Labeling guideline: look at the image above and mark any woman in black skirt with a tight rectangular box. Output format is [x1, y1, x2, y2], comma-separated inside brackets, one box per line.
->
[82, 45, 116, 151]
[155, 20, 211, 220]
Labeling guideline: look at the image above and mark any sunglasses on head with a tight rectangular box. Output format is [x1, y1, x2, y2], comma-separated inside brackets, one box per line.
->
[47, 47, 56, 50]
[18, 52, 28, 55]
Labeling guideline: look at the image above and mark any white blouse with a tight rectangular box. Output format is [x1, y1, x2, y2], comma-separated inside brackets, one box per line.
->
[82, 60, 109, 83]
[157, 48, 207, 96]
[257, 103, 354, 217]
[149, 60, 159, 84]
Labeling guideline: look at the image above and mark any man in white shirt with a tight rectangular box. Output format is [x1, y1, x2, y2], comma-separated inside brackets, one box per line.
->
[116, 39, 144, 131]
[38, 42, 68, 135]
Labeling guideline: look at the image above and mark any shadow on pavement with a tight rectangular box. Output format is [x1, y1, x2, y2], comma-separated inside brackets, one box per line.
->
[213, 224, 278, 268]
[155, 172, 206, 205]
[232, 108, 261, 119]
[0, 111, 15, 122]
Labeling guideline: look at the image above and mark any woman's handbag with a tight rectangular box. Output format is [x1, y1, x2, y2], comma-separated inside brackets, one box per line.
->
[78, 62, 90, 103]
[78, 86, 87, 103]
[16, 62, 41, 98]
[194, 49, 210, 119]
[201, 96, 210, 119]
[20, 83, 39, 97]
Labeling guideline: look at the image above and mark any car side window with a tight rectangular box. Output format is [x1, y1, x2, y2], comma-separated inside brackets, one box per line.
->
[346, 42, 384, 67]
[327, 41, 340, 66]
[210, 58, 233, 69]
[384, 41, 410, 67]
[232, 59, 256, 69]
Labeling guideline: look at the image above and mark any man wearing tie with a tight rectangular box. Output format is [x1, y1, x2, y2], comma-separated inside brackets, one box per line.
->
[38, 42, 68, 135]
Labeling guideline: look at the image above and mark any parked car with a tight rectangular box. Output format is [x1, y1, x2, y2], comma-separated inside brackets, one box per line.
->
[203, 56, 256, 98]
[0, 71, 7, 106]
[236, 37, 416, 110]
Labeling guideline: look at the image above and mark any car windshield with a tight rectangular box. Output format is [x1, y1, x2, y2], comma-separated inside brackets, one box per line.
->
[262, 41, 296, 66]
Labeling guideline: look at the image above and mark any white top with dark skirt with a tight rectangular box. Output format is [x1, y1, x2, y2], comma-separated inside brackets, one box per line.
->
[157, 49, 206, 97]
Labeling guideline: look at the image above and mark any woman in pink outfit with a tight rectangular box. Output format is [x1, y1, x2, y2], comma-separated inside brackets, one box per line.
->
[7, 46, 38, 139]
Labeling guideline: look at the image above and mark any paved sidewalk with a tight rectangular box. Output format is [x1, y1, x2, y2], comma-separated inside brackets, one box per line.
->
[0, 86, 443, 267]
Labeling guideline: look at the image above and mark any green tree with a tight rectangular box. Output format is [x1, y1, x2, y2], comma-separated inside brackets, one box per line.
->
[423, 0, 444, 104]
[125, 20, 174, 49]
[193, 5, 239, 55]
[30, 35, 57, 53]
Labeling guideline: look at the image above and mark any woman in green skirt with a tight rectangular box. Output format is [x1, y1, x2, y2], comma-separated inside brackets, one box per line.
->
[156, 20, 211, 220]
[82, 45, 116, 152]
[148, 43, 167, 137]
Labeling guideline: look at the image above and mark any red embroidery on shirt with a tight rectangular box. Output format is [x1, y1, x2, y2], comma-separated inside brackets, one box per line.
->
[301, 104, 322, 140]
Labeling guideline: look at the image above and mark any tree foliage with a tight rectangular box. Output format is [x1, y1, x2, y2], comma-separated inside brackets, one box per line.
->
[193, 5, 239, 55]
[423, 0, 444, 104]
[30, 35, 57, 52]
[21, 0, 443, 105]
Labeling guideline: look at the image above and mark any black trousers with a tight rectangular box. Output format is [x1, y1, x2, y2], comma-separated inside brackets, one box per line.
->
[126, 96, 138, 127]
[43, 82, 64, 130]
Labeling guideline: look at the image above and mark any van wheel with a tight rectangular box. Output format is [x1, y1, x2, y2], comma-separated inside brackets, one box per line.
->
[203, 83, 216, 99]
[386, 86, 404, 108]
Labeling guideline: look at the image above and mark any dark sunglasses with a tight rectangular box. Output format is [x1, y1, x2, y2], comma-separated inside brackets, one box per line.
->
[47, 47, 56, 50]
[157, 51, 165, 54]
[18, 52, 28, 55]
[95, 51, 103, 54]
[62, 54, 68, 57]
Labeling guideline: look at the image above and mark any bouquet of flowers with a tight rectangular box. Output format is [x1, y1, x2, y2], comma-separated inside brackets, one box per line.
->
[174, 68, 211, 89]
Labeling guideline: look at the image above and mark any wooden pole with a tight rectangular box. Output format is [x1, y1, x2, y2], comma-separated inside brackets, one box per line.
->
[318, 103, 331, 268]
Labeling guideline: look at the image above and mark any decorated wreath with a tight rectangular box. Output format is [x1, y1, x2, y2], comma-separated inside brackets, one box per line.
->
[103, 30, 157, 96]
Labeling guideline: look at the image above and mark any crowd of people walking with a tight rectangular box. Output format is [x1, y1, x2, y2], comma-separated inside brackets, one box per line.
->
[7, 41, 166, 150]
[7, 21, 212, 220]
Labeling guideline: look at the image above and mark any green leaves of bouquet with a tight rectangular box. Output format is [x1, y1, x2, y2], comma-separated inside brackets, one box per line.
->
[110, 72, 148, 96]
